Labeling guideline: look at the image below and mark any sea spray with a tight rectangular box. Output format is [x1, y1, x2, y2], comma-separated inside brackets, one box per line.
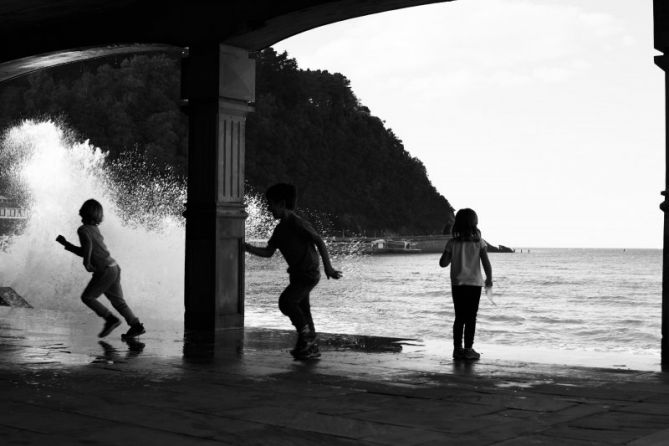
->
[0, 121, 182, 318]
[0, 120, 276, 320]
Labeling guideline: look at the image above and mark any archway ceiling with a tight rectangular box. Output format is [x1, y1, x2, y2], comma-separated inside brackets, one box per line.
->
[0, 0, 450, 82]
[656, 0, 669, 53]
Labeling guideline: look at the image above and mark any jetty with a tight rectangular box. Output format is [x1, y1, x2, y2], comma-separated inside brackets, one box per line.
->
[329, 235, 514, 254]
[0, 195, 27, 220]
[0, 196, 28, 236]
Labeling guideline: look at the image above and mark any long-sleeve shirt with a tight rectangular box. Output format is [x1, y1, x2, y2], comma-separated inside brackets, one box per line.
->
[65, 224, 117, 272]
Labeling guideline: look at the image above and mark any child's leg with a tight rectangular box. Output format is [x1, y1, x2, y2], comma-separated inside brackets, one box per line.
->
[451, 286, 466, 348]
[103, 266, 139, 326]
[462, 286, 482, 348]
[278, 276, 319, 331]
[299, 295, 315, 332]
[81, 269, 117, 318]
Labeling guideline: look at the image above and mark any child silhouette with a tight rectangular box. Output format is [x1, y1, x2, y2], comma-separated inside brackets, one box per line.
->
[440, 208, 492, 360]
[245, 184, 342, 360]
[56, 199, 145, 339]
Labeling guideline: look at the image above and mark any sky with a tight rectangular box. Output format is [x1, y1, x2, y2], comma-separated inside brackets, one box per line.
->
[273, 0, 665, 249]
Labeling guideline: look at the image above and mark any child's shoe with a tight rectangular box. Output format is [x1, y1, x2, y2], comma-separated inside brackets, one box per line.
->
[293, 342, 321, 360]
[121, 322, 145, 340]
[291, 326, 318, 359]
[463, 348, 481, 360]
[452, 347, 465, 360]
[98, 315, 121, 338]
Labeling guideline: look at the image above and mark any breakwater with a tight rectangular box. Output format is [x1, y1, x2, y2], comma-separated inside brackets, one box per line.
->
[327, 235, 513, 253]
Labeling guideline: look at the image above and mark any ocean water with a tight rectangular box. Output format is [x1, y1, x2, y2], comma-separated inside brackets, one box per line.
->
[245, 248, 663, 367]
[0, 121, 663, 370]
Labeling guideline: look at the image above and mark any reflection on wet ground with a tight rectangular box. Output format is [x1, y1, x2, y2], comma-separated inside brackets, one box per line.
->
[0, 306, 663, 385]
[93, 339, 145, 364]
[2, 307, 669, 445]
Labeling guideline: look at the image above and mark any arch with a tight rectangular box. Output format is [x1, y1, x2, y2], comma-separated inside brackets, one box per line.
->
[0, 0, 451, 81]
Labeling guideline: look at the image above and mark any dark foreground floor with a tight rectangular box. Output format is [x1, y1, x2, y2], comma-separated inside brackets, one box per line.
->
[1, 307, 669, 445]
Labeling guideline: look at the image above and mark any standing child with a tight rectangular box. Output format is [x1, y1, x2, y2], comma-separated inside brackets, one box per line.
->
[56, 199, 145, 339]
[244, 183, 342, 360]
[439, 208, 492, 360]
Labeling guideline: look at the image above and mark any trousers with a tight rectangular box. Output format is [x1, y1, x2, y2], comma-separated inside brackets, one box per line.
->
[81, 265, 139, 325]
[278, 273, 320, 332]
[452, 285, 481, 348]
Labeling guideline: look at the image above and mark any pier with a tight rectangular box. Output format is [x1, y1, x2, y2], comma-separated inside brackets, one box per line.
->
[0, 206, 27, 219]
[0, 199, 28, 236]
[329, 235, 514, 254]
[0, 196, 27, 221]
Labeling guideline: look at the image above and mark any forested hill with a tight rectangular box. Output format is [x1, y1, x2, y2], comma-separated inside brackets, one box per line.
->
[247, 49, 453, 235]
[0, 48, 454, 235]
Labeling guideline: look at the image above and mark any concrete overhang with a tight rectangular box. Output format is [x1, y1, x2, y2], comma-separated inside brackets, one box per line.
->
[0, 0, 451, 82]
[655, 0, 669, 53]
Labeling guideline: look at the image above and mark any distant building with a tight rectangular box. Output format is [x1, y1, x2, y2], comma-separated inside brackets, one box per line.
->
[0, 195, 27, 220]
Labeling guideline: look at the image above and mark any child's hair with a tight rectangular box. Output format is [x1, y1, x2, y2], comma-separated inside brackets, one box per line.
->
[451, 208, 481, 242]
[266, 183, 297, 210]
[79, 199, 104, 225]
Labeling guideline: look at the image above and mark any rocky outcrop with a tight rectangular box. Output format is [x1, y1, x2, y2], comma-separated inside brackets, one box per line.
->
[0, 287, 32, 308]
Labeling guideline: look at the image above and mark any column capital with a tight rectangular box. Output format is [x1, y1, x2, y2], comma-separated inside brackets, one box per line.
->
[183, 202, 248, 219]
[182, 43, 255, 105]
[219, 98, 254, 115]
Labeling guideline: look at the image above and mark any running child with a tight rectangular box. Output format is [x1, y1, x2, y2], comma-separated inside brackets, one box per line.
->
[439, 208, 492, 360]
[56, 199, 145, 339]
[244, 183, 342, 360]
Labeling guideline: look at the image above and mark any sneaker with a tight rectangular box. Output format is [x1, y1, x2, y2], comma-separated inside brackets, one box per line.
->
[98, 315, 121, 338]
[452, 347, 465, 360]
[121, 322, 145, 339]
[293, 343, 321, 360]
[291, 327, 318, 358]
[463, 348, 481, 360]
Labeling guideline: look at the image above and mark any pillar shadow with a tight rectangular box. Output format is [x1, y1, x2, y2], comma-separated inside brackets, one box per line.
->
[182, 328, 245, 364]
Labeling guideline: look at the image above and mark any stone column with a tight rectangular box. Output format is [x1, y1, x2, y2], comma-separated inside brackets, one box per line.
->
[656, 53, 669, 371]
[181, 44, 255, 331]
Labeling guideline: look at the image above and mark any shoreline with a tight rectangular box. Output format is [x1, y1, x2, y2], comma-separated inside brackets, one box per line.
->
[3, 305, 669, 445]
[2, 306, 659, 373]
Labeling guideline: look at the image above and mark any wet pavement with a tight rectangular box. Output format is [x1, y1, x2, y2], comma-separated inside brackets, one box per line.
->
[1, 306, 669, 445]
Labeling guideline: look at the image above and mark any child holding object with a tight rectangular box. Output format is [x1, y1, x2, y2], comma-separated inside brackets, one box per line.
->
[56, 199, 145, 339]
[439, 208, 492, 360]
[244, 183, 342, 360]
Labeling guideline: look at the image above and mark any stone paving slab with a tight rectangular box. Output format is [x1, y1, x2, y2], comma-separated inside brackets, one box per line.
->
[1, 307, 669, 445]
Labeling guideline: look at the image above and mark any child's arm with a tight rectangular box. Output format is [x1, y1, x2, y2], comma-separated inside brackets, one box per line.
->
[439, 241, 452, 267]
[303, 227, 341, 279]
[313, 236, 342, 279]
[56, 235, 84, 257]
[481, 248, 493, 287]
[243, 242, 276, 258]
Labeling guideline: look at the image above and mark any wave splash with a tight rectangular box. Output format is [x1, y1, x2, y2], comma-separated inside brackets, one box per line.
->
[0, 120, 273, 320]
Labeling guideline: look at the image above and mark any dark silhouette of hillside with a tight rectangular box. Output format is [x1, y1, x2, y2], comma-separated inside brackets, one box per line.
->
[247, 49, 454, 235]
[0, 49, 454, 235]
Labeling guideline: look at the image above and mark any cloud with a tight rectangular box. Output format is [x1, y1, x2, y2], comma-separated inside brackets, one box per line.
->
[277, 0, 636, 93]
[578, 11, 626, 38]
[273, 0, 661, 247]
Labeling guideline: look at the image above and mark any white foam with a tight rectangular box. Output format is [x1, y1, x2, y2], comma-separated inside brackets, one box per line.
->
[0, 120, 272, 320]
